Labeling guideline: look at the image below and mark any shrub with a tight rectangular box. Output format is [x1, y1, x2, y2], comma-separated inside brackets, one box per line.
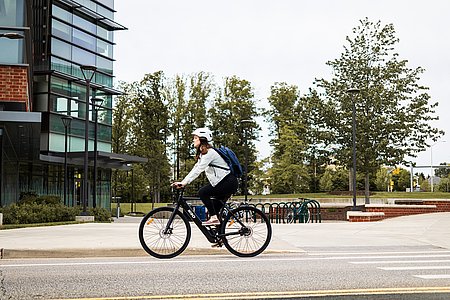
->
[88, 207, 112, 222]
[19, 194, 62, 206]
[2, 203, 80, 224]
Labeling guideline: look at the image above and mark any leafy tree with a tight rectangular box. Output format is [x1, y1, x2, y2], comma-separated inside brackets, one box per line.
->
[210, 76, 259, 194]
[130, 71, 172, 202]
[437, 176, 450, 192]
[435, 163, 450, 178]
[316, 18, 443, 203]
[374, 167, 390, 191]
[296, 89, 333, 192]
[391, 168, 410, 191]
[266, 83, 309, 193]
[112, 81, 134, 203]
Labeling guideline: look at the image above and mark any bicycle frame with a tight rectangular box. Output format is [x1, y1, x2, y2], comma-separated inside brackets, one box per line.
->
[164, 189, 247, 244]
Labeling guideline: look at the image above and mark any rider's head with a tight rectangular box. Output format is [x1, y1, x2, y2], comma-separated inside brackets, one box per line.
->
[192, 128, 212, 155]
[192, 127, 213, 145]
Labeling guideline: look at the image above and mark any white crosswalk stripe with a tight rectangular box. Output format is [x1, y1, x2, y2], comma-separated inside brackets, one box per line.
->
[313, 249, 450, 281]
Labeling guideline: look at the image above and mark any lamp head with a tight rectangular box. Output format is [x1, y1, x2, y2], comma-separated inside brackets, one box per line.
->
[0, 32, 24, 39]
[80, 65, 97, 81]
[61, 116, 73, 127]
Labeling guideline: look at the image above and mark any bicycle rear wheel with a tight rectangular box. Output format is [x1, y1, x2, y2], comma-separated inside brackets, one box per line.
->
[139, 207, 191, 259]
[221, 206, 272, 257]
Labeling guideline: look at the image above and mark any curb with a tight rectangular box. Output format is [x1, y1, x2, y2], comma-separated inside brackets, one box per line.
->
[0, 247, 301, 259]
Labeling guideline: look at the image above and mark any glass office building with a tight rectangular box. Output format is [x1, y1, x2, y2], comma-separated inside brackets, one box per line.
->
[0, 0, 145, 208]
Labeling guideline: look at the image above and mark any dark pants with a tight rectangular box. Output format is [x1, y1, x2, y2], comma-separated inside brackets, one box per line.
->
[198, 174, 238, 217]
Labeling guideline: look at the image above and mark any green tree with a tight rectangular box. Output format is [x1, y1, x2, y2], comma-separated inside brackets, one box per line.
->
[265, 83, 309, 193]
[210, 76, 259, 194]
[316, 18, 443, 203]
[374, 167, 390, 191]
[130, 71, 171, 202]
[296, 89, 333, 192]
[112, 81, 134, 203]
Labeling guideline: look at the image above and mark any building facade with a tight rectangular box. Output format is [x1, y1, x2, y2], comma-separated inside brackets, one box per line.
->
[0, 0, 144, 208]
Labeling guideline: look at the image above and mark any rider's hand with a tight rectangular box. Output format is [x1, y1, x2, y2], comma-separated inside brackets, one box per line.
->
[172, 182, 185, 189]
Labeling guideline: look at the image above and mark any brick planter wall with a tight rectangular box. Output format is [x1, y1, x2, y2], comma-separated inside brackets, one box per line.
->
[365, 204, 437, 218]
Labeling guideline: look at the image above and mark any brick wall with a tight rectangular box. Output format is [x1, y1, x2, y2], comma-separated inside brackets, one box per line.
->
[0, 65, 29, 110]
[423, 200, 450, 212]
[365, 205, 436, 218]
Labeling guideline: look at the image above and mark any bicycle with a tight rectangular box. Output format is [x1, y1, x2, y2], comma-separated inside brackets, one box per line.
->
[138, 188, 272, 259]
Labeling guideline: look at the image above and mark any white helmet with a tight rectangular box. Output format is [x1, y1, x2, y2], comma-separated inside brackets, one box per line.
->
[192, 127, 213, 142]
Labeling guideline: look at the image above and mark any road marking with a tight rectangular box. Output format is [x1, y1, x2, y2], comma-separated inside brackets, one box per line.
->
[308, 250, 450, 256]
[378, 266, 450, 271]
[350, 259, 450, 264]
[413, 274, 450, 279]
[50, 287, 450, 300]
[4, 255, 450, 267]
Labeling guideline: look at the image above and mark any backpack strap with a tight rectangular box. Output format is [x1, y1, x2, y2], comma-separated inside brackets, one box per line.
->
[209, 148, 230, 171]
[209, 163, 230, 171]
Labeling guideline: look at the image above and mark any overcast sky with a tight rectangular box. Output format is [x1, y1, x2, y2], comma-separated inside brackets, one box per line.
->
[113, 0, 450, 174]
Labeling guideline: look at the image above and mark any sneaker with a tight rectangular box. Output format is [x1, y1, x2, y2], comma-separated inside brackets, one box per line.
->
[202, 218, 220, 226]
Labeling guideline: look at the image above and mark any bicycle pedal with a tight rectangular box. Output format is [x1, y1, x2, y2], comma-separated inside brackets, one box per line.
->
[211, 241, 223, 248]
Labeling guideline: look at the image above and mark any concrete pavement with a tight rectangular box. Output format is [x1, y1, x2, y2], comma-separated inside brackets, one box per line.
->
[1, 212, 449, 258]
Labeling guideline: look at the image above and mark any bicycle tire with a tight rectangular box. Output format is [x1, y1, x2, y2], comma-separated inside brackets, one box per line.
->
[138, 207, 191, 259]
[285, 207, 295, 224]
[221, 206, 272, 257]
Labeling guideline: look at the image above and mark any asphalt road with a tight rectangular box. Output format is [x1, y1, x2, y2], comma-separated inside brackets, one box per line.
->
[2, 245, 450, 299]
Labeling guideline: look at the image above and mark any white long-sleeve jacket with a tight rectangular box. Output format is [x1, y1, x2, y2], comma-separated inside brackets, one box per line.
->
[181, 149, 230, 187]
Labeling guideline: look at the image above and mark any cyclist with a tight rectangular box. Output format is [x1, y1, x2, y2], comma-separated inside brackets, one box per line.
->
[172, 127, 238, 226]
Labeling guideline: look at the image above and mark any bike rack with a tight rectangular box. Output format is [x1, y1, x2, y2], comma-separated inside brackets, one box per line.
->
[254, 199, 321, 224]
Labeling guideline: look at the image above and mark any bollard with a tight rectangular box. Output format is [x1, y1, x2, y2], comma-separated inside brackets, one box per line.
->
[0, 213, 2, 226]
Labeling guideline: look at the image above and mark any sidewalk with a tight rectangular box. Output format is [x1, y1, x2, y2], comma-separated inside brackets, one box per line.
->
[1, 212, 449, 258]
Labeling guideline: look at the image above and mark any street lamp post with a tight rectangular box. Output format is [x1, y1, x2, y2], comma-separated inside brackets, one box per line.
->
[80, 65, 97, 215]
[61, 116, 73, 206]
[91, 97, 104, 208]
[240, 119, 253, 203]
[430, 140, 446, 192]
[347, 88, 360, 210]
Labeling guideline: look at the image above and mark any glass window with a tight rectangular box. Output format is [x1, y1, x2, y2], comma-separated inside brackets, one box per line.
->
[96, 5, 113, 20]
[52, 19, 72, 41]
[71, 82, 87, 101]
[76, 0, 96, 11]
[98, 123, 112, 141]
[73, 28, 96, 52]
[0, 30, 24, 64]
[51, 95, 69, 114]
[72, 46, 96, 66]
[97, 56, 113, 75]
[94, 73, 113, 87]
[97, 26, 113, 43]
[70, 99, 80, 118]
[52, 4, 72, 23]
[97, 39, 113, 58]
[73, 14, 96, 34]
[51, 38, 72, 60]
[96, 0, 114, 10]
[51, 77, 71, 96]
[0, 0, 25, 26]
[51, 56, 72, 76]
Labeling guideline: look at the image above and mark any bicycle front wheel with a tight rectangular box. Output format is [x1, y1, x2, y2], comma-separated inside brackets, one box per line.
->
[221, 206, 272, 257]
[138, 207, 191, 259]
